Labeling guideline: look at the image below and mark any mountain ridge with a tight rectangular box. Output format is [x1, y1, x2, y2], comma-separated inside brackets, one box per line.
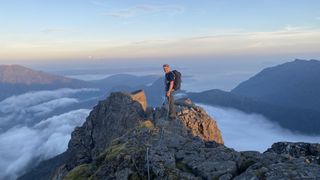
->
[0, 64, 94, 101]
[0, 64, 81, 85]
[231, 59, 320, 112]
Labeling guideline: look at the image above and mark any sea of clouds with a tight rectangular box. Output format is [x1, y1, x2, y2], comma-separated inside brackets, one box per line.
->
[198, 103, 320, 152]
[0, 88, 96, 180]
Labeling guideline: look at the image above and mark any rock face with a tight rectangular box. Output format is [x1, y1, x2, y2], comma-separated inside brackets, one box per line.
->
[50, 90, 224, 179]
[53, 90, 148, 178]
[19, 90, 320, 180]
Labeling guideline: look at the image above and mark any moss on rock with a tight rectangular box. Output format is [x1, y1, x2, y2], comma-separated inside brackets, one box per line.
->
[64, 164, 93, 180]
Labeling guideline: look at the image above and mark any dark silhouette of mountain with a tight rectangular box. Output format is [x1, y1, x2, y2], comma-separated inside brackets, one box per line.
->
[232, 59, 320, 112]
[18, 90, 320, 180]
[0, 65, 93, 100]
[0, 65, 80, 85]
[188, 89, 320, 134]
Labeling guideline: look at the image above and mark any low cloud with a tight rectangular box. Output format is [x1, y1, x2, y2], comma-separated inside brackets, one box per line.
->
[0, 88, 98, 131]
[198, 104, 320, 152]
[0, 109, 90, 180]
[27, 98, 79, 116]
[0, 88, 100, 179]
[0, 88, 97, 113]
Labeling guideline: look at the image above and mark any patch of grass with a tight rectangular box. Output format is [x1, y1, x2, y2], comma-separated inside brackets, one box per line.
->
[128, 172, 142, 180]
[64, 164, 93, 180]
[176, 161, 193, 174]
[104, 143, 126, 161]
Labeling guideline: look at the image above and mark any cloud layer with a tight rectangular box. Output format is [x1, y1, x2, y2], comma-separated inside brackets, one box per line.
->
[199, 104, 320, 152]
[1, 26, 320, 60]
[0, 109, 90, 180]
[0, 88, 98, 131]
[0, 88, 99, 179]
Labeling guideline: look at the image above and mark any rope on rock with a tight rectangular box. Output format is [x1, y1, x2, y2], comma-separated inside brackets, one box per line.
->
[146, 147, 150, 180]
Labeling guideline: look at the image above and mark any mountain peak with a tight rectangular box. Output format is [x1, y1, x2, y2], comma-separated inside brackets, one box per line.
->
[0, 64, 73, 85]
[293, 58, 320, 64]
[232, 58, 320, 114]
[49, 89, 224, 179]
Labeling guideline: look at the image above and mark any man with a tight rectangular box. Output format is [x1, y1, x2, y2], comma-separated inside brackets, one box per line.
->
[163, 64, 176, 120]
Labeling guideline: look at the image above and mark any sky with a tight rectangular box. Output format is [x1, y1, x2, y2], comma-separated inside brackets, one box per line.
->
[0, 0, 320, 64]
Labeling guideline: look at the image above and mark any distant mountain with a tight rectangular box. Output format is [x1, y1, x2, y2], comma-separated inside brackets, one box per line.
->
[231, 59, 320, 112]
[0, 65, 93, 100]
[188, 89, 320, 135]
[90, 74, 160, 91]
[0, 64, 85, 85]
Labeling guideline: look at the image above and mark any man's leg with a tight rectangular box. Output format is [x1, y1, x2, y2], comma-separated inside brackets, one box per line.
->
[168, 92, 176, 119]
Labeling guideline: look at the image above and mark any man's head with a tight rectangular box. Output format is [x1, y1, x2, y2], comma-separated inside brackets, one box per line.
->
[163, 64, 170, 73]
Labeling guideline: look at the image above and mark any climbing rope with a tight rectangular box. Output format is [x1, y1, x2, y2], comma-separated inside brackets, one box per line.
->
[146, 147, 150, 180]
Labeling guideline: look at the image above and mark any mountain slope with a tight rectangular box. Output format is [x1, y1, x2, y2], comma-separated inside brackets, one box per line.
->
[0, 65, 93, 100]
[231, 59, 320, 112]
[90, 74, 160, 90]
[19, 90, 320, 180]
[188, 89, 320, 134]
[0, 64, 85, 85]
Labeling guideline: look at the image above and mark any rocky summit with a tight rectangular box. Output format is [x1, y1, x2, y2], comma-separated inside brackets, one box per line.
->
[20, 90, 320, 180]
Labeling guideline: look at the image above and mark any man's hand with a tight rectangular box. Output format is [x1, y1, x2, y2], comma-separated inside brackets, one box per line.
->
[167, 80, 174, 97]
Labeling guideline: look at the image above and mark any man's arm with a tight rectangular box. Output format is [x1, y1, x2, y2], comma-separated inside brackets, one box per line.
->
[167, 80, 174, 97]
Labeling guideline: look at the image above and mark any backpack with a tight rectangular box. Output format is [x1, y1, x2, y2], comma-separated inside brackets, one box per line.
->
[172, 70, 182, 90]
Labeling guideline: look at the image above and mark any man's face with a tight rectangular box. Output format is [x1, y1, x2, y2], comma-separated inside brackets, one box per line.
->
[163, 66, 170, 73]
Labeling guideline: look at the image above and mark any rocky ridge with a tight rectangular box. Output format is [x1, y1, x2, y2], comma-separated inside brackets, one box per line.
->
[19, 90, 320, 180]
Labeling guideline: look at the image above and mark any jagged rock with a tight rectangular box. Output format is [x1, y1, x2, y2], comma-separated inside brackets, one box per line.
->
[53, 91, 148, 178]
[177, 104, 224, 144]
[174, 97, 194, 107]
[265, 142, 320, 164]
[19, 89, 320, 180]
[233, 143, 320, 179]
[130, 89, 147, 112]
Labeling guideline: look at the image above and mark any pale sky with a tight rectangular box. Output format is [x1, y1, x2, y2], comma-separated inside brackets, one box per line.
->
[0, 0, 320, 63]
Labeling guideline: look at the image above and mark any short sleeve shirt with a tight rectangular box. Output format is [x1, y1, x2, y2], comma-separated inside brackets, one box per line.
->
[165, 71, 175, 91]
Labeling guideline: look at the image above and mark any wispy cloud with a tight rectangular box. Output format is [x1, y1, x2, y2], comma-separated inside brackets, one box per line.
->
[41, 28, 68, 33]
[1, 26, 320, 60]
[102, 4, 185, 18]
[83, 26, 320, 59]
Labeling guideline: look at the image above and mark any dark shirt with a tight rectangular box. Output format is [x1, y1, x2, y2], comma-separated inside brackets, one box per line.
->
[165, 71, 175, 91]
